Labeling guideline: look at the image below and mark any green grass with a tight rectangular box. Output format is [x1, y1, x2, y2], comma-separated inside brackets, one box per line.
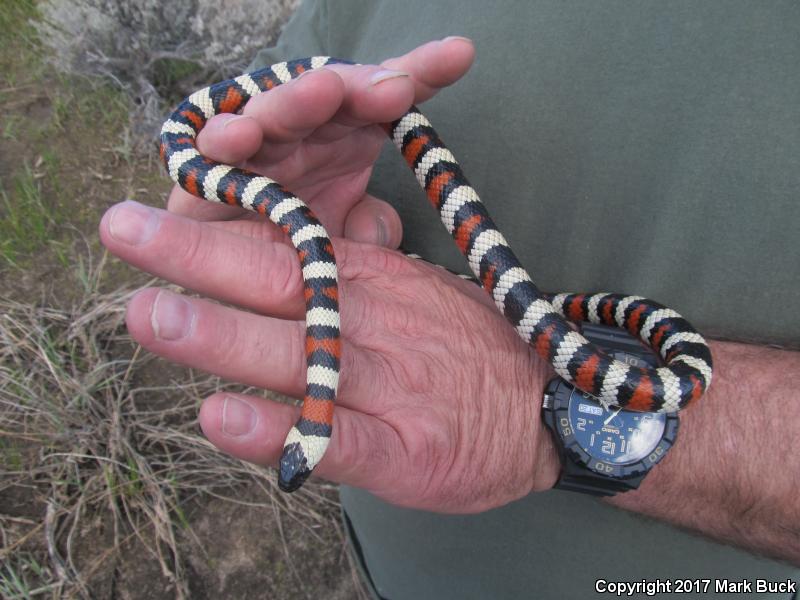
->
[0, 1, 61, 270]
[0, 165, 55, 267]
[0, 0, 136, 274]
[2, 114, 24, 141]
[0, 0, 40, 46]
[152, 56, 205, 104]
[0, 438, 24, 470]
[46, 75, 132, 135]
[0, 553, 59, 600]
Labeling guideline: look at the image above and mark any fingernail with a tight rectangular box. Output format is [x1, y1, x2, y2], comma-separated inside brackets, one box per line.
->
[376, 215, 387, 247]
[220, 114, 248, 129]
[443, 35, 474, 44]
[222, 396, 257, 436]
[370, 69, 410, 86]
[151, 290, 195, 341]
[109, 201, 159, 246]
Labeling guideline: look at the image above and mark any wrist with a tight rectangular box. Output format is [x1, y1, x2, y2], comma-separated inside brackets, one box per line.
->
[528, 354, 561, 492]
[531, 418, 561, 492]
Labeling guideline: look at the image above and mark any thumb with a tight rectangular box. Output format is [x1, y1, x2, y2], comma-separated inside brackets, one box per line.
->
[343, 195, 403, 248]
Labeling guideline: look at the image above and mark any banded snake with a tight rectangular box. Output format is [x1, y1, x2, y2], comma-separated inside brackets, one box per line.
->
[160, 57, 713, 492]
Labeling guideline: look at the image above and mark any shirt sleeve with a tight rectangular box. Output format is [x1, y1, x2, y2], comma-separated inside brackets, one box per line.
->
[246, 0, 330, 71]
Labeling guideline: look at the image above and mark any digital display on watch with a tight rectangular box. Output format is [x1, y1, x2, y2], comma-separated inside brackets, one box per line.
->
[567, 390, 666, 465]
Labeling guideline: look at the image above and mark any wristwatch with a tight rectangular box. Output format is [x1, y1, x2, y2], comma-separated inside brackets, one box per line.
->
[541, 322, 679, 496]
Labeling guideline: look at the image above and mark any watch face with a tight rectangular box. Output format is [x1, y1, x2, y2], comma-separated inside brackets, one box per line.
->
[544, 371, 679, 480]
[567, 389, 666, 465]
[542, 325, 681, 480]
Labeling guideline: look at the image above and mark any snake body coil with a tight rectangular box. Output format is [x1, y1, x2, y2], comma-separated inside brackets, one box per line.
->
[160, 57, 713, 492]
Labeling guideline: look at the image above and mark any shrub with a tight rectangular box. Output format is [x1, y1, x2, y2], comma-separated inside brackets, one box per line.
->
[38, 0, 299, 137]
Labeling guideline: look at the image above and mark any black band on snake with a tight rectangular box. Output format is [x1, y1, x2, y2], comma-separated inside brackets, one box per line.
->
[160, 57, 713, 493]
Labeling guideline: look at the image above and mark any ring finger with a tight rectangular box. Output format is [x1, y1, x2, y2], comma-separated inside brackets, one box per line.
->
[125, 287, 379, 406]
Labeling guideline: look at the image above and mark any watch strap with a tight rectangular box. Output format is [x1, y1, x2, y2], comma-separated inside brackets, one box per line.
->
[554, 457, 644, 496]
[579, 322, 659, 368]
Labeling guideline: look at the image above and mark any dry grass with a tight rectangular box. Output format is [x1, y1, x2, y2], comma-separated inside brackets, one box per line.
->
[0, 0, 368, 597]
[0, 255, 360, 598]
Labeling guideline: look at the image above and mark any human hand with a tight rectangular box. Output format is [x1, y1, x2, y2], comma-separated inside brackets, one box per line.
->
[100, 38, 560, 512]
[99, 207, 560, 511]
[167, 37, 477, 250]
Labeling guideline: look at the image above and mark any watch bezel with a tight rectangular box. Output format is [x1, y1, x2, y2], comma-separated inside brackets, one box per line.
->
[543, 378, 679, 480]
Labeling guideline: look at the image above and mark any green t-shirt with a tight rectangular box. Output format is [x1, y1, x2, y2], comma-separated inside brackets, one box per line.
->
[252, 0, 800, 348]
[249, 1, 799, 598]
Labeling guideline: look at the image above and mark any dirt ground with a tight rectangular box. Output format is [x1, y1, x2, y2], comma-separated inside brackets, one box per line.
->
[0, 2, 365, 598]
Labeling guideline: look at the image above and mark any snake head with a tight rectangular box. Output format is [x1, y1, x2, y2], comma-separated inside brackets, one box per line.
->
[278, 442, 312, 492]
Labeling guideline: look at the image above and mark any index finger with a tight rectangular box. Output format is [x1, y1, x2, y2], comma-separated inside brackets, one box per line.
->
[303, 36, 476, 143]
[381, 36, 476, 103]
[235, 36, 475, 156]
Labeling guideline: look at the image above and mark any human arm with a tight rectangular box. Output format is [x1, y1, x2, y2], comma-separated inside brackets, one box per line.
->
[608, 340, 800, 565]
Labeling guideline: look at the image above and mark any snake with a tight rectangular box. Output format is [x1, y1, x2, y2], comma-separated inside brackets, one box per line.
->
[159, 57, 713, 493]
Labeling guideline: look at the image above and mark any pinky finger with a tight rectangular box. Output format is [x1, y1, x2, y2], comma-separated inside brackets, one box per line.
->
[198, 392, 405, 491]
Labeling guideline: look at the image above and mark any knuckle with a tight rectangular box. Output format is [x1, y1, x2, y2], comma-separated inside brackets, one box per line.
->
[406, 417, 452, 473]
[173, 219, 212, 272]
[209, 311, 246, 370]
[338, 281, 368, 340]
[208, 313, 306, 389]
[399, 416, 456, 502]
[331, 413, 393, 482]
[388, 302, 429, 338]
[329, 414, 358, 469]
[384, 348, 438, 396]
[285, 320, 307, 387]
[338, 243, 410, 282]
[251, 243, 303, 307]
[336, 340, 359, 397]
